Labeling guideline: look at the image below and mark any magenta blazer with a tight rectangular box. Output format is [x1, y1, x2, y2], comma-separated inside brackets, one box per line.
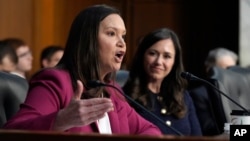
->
[4, 69, 161, 135]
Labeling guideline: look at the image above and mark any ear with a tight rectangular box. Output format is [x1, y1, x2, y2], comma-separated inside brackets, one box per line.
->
[42, 59, 49, 68]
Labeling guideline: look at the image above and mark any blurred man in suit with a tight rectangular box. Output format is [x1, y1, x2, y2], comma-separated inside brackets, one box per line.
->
[204, 47, 238, 72]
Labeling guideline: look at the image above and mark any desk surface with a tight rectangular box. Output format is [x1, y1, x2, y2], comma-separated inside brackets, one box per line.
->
[0, 129, 229, 141]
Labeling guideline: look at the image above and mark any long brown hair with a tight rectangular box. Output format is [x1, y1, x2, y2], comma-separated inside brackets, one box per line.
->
[123, 28, 187, 118]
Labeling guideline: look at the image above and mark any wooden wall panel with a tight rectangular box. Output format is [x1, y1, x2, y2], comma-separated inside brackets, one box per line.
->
[0, 0, 33, 43]
[124, 0, 181, 68]
[0, 0, 125, 77]
[0, 0, 33, 51]
[0, 0, 181, 77]
[0, 0, 239, 80]
[32, 0, 56, 76]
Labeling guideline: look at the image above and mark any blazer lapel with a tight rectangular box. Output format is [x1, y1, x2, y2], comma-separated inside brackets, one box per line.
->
[108, 96, 120, 133]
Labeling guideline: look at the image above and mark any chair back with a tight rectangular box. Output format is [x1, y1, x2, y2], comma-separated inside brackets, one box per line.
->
[209, 67, 250, 121]
[227, 66, 250, 88]
[0, 72, 28, 127]
[115, 70, 129, 87]
[189, 66, 250, 135]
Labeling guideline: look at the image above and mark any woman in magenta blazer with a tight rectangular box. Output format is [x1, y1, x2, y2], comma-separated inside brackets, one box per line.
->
[4, 4, 161, 135]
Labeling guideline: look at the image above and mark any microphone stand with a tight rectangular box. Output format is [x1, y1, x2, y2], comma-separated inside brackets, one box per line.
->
[94, 82, 183, 136]
[181, 72, 250, 114]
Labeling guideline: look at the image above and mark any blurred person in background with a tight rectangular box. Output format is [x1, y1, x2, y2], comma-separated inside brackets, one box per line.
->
[188, 47, 238, 136]
[0, 40, 28, 127]
[40, 45, 64, 68]
[3, 38, 33, 79]
[204, 47, 238, 72]
[0, 40, 18, 73]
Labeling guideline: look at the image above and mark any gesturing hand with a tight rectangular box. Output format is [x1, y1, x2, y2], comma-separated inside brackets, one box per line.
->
[53, 80, 114, 131]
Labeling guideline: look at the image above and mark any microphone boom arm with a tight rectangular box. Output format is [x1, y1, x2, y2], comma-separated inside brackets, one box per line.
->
[196, 77, 250, 113]
[92, 81, 183, 136]
[181, 72, 250, 113]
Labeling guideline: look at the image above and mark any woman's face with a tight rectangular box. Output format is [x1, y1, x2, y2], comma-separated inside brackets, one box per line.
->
[98, 14, 126, 76]
[144, 38, 175, 82]
[43, 50, 64, 68]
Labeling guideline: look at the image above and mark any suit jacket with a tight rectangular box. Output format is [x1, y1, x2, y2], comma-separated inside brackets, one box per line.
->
[135, 90, 202, 136]
[4, 68, 161, 135]
[189, 85, 221, 136]
[0, 71, 28, 127]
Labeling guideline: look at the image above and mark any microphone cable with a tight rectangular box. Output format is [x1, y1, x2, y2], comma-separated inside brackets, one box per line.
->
[87, 80, 184, 136]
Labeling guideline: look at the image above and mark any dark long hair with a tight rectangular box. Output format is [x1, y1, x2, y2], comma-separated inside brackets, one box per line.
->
[0, 40, 18, 66]
[57, 4, 121, 98]
[123, 28, 187, 118]
[40, 45, 64, 68]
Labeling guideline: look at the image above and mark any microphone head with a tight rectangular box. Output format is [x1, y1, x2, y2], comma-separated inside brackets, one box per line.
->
[180, 72, 191, 80]
[180, 72, 198, 81]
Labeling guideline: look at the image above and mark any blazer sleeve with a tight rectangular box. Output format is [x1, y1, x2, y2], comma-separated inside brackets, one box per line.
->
[4, 69, 73, 130]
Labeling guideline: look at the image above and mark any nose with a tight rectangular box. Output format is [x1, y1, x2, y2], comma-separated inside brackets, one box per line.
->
[27, 52, 33, 60]
[117, 37, 126, 48]
[155, 55, 163, 64]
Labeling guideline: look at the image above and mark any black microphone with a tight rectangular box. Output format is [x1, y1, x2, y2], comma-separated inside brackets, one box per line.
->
[87, 80, 184, 136]
[180, 72, 250, 114]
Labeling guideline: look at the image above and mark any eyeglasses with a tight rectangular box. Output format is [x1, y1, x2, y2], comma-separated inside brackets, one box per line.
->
[18, 51, 32, 58]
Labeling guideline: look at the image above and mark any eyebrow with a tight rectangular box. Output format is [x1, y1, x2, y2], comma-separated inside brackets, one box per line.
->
[148, 49, 174, 55]
[18, 51, 32, 57]
[104, 26, 126, 34]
